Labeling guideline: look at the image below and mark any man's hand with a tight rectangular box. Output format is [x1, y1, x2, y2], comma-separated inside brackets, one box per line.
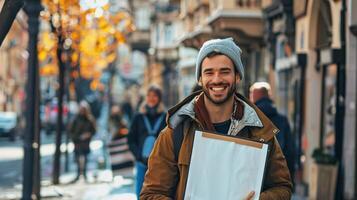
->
[243, 191, 255, 200]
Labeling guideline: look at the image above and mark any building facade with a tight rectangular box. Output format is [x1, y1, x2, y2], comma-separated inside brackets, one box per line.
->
[149, 0, 181, 107]
[0, 6, 28, 114]
[344, 0, 357, 199]
[177, 0, 354, 199]
[179, 0, 268, 95]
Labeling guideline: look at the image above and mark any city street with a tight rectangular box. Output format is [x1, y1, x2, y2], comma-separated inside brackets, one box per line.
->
[0, 138, 23, 188]
[1, 0, 357, 199]
[0, 134, 136, 200]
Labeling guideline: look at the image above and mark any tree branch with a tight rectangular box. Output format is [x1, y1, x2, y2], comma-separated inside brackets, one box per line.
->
[0, 0, 25, 47]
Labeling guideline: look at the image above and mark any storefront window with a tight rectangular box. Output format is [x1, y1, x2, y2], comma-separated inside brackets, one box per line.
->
[321, 64, 337, 156]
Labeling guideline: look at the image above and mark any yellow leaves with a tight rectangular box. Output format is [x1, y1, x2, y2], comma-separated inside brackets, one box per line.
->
[90, 79, 104, 91]
[79, 30, 97, 55]
[71, 52, 79, 63]
[39, 0, 134, 89]
[41, 32, 57, 51]
[111, 12, 129, 24]
[98, 17, 109, 29]
[106, 53, 116, 63]
[38, 50, 48, 62]
[96, 58, 107, 69]
[114, 32, 126, 44]
[102, 4, 110, 11]
[40, 64, 58, 76]
[38, 31, 57, 63]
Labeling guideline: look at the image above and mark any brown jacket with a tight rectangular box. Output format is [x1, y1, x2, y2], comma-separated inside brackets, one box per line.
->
[141, 92, 292, 200]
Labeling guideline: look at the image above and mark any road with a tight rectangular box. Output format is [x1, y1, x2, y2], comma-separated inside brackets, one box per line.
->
[0, 138, 24, 189]
[0, 102, 136, 199]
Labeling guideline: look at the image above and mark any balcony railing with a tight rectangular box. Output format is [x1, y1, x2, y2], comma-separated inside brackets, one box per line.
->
[236, 0, 261, 8]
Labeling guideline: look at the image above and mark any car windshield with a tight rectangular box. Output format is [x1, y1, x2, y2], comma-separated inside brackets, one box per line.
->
[0, 113, 17, 123]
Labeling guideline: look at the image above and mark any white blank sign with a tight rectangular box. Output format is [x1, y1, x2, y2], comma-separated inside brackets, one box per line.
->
[184, 131, 268, 200]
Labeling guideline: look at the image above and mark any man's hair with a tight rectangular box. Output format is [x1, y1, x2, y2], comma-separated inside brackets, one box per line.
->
[147, 84, 162, 101]
[250, 82, 271, 97]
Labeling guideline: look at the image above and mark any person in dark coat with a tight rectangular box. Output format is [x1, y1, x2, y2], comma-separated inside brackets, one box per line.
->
[108, 105, 134, 172]
[69, 101, 96, 182]
[250, 82, 296, 182]
[127, 85, 166, 199]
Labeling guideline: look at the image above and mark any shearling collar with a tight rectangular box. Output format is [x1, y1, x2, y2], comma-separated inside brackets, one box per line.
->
[139, 101, 166, 114]
[167, 91, 277, 142]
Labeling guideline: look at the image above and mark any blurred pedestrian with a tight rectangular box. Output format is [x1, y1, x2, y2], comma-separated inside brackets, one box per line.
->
[108, 105, 127, 140]
[69, 101, 96, 182]
[127, 85, 166, 199]
[108, 105, 134, 173]
[140, 38, 292, 200]
[250, 82, 296, 183]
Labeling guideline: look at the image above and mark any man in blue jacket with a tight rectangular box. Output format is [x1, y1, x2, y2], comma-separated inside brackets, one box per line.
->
[250, 82, 296, 183]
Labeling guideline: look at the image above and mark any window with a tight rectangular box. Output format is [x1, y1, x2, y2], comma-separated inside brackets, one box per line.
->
[135, 7, 151, 30]
[164, 22, 173, 44]
[320, 64, 337, 156]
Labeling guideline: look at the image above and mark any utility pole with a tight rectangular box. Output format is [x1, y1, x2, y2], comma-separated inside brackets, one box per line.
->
[22, 0, 42, 199]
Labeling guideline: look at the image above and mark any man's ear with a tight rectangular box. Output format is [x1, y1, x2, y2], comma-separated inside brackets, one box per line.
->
[198, 77, 203, 86]
[235, 74, 241, 84]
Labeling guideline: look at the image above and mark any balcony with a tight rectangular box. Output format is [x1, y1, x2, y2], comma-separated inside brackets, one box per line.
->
[180, 0, 212, 49]
[128, 31, 151, 52]
[207, 0, 264, 42]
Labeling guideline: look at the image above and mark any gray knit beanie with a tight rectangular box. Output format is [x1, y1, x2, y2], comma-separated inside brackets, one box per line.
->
[196, 37, 244, 81]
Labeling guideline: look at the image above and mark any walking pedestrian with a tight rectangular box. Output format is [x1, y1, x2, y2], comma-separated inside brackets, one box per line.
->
[69, 101, 96, 182]
[140, 38, 292, 200]
[250, 82, 296, 183]
[108, 105, 134, 173]
[127, 85, 166, 199]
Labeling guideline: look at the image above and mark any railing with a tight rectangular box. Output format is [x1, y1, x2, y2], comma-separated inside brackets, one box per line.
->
[236, 0, 261, 8]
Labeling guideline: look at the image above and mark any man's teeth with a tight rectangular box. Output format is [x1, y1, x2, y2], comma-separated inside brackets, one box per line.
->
[211, 87, 224, 91]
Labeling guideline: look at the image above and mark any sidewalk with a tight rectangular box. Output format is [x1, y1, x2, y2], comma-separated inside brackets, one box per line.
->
[0, 168, 136, 200]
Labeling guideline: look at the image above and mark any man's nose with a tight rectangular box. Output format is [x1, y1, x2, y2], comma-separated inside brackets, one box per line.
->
[212, 72, 223, 82]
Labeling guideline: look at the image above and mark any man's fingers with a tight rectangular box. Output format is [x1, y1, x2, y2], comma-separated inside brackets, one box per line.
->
[244, 191, 255, 200]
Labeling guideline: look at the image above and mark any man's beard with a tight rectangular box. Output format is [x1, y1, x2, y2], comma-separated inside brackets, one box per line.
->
[202, 82, 236, 105]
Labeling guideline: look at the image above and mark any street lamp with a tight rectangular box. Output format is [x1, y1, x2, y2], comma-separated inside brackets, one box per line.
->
[22, 0, 43, 199]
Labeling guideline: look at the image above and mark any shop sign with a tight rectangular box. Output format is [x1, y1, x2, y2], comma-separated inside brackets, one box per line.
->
[272, 18, 285, 33]
[319, 48, 342, 66]
[276, 54, 298, 71]
[320, 48, 333, 65]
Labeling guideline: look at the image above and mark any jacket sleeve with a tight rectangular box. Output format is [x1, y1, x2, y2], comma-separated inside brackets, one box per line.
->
[260, 137, 293, 200]
[140, 127, 178, 200]
[127, 114, 141, 160]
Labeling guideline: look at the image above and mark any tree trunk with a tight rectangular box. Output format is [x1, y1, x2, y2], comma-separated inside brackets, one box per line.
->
[0, 0, 24, 46]
[52, 37, 65, 184]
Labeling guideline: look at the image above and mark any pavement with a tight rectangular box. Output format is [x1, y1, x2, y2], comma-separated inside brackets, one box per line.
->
[0, 137, 137, 200]
[0, 102, 138, 200]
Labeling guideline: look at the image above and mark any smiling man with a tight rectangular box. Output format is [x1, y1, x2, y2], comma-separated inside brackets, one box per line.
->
[140, 38, 292, 200]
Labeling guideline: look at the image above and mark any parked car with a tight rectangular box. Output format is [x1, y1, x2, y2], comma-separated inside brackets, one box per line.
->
[42, 100, 69, 135]
[0, 112, 18, 141]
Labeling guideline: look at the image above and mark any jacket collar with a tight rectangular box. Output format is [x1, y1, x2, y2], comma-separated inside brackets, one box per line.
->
[167, 91, 279, 142]
[139, 101, 166, 114]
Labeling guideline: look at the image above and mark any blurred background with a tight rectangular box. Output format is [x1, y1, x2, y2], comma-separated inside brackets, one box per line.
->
[0, 0, 357, 199]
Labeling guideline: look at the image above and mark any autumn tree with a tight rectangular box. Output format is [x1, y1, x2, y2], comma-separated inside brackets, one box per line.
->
[39, 0, 134, 184]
